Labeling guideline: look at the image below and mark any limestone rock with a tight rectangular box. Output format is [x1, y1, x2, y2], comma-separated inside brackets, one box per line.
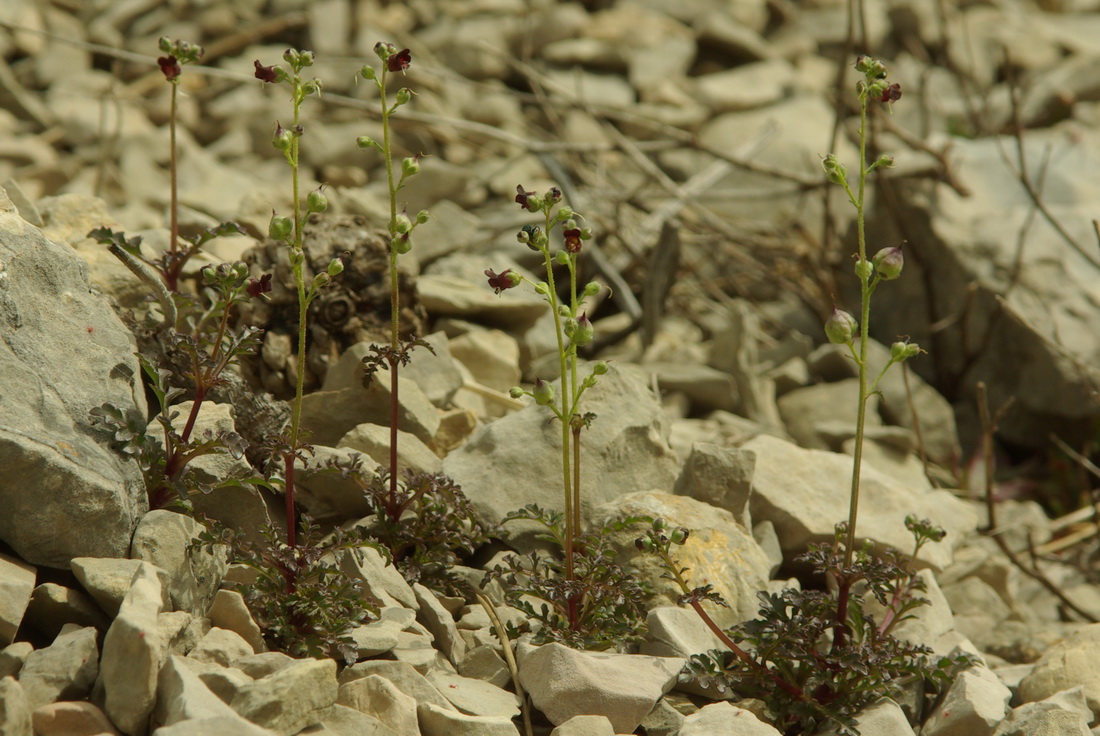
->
[70, 557, 171, 618]
[673, 443, 755, 528]
[130, 510, 227, 617]
[743, 434, 976, 570]
[98, 563, 164, 736]
[31, 700, 120, 736]
[0, 676, 32, 736]
[517, 641, 683, 733]
[417, 702, 520, 736]
[1018, 623, 1100, 714]
[596, 491, 773, 628]
[443, 364, 679, 529]
[0, 554, 35, 647]
[336, 674, 417, 736]
[18, 626, 98, 710]
[0, 204, 146, 568]
[207, 589, 265, 654]
[549, 715, 616, 736]
[679, 702, 782, 735]
[229, 657, 338, 736]
[922, 666, 1012, 736]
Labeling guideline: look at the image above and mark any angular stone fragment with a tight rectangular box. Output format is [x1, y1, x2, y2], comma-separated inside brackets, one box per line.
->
[229, 657, 338, 736]
[99, 563, 164, 736]
[517, 642, 683, 733]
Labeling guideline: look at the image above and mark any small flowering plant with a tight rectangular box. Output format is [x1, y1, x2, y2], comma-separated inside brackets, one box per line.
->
[820, 56, 921, 577]
[482, 186, 647, 647]
[348, 43, 490, 595]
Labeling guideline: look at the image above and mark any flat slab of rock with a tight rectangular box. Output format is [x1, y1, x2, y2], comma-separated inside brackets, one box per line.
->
[443, 364, 680, 529]
[517, 641, 683, 733]
[743, 434, 976, 570]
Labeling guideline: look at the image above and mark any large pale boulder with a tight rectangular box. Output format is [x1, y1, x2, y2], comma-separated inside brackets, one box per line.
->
[443, 364, 680, 528]
[0, 193, 146, 567]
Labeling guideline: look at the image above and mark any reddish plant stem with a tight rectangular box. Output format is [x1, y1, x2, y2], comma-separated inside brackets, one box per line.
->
[388, 357, 400, 520]
[686, 598, 809, 702]
[284, 453, 297, 549]
[566, 421, 583, 630]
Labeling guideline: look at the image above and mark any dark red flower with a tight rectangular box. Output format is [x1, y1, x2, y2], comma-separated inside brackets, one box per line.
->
[877, 82, 902, 103]
[563, 228, 583, 253]
[246, 273, 273, 299]
[387, 48, 412, 73]
[254, 60, 279, 83]
[485, 268, 519, 295]
[157, 55, 181, 81]
[515, 185, 535, 211]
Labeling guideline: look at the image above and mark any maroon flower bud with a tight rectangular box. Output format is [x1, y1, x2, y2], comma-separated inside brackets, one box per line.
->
[387, 48, 412, 73]
[485, 268, 521, 295]
[254, 60, 280, 83]
[246, 273, 273, 299]
[157, 55, 181, 81]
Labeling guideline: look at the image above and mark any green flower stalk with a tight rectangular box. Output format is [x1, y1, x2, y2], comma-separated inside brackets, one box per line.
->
[822, 55, 920, 648]
[487, 185, 601, 631]
[255, 49, 341, 548]
[357, 43, 430, 522]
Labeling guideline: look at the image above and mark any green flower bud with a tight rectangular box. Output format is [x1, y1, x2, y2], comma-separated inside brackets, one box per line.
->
[395, 87, 411, 105]
[272, 124, 292, 151]
[298, 50, 315, 67]
[533, 377, 555, 406]
[307, 187, 328, 213]
[327, 258, 344, 277]
[583, 281, 601, 298]
[891, 341, 920, 362]
[567, 312, 594, 346]
[356, 135, 378, 150]
[360, 65, 377, 81]
[872, 246, 903, 280]
[269, 215, 293, 241]
[555, 250, 570, 265]
[392, 235, 411, 254]
[159, 37, 173, 54]
[402, 156, 420, 177]
[312, 272, 331, 290]
[670, 527, 690, 545]
[393, 212, 412, 234]
[535, 281, 549, 296]
[874, 154, 895, 169]
[374, 42, 396, 61]
[855, 259, 874, 282]
[509, 386, 524, 399]
[200, 265, 215, 283]
[592, 361, 609, 375]
[234, 262, 249, 280]
[825, 308, 857, 345]
[289, 248, 305, 268]
[301, 79, 322, 97]
[822, 154, 847, 186]
[556, 206, 574, 222]
[416, 210, 430, 224]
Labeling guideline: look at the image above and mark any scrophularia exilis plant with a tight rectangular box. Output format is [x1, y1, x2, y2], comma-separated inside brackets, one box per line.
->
[821, 54, 923, 640]
[253, 48, 344, 550]
[350, 44, 490, 593]
[637, 56, 971, 734]
[482, 186, 651, 649]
